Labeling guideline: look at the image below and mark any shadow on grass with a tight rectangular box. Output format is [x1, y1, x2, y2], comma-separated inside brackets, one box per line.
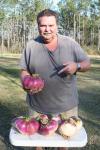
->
[79, 117, 100, 134]
[0, 66, 21, 88]
[78, 86, 100, 149]
[0, 66, 19, 78]
[79, 89, 100, 120]
[0, 103, 28, 150]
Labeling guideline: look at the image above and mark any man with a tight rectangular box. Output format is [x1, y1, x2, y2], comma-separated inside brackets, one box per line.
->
[20, 9, 90, 150]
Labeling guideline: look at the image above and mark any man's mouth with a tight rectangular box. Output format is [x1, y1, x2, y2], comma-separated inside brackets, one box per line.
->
[44, 33, 51, 35]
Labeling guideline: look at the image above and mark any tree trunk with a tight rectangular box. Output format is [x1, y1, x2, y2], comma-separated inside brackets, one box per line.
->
[7, 33, 10, 51]
[73, 14, 76, 40]
[1, 25, 4, 53]
[98, 26, 100, 51]
[82, 17, 85, 45]
[78, 14, 81, 44]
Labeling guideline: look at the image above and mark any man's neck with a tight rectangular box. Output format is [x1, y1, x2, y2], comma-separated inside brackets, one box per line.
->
[45, 36, 58, 52]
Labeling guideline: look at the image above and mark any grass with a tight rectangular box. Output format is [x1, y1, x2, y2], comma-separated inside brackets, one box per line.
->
[0, 54, 100, 150]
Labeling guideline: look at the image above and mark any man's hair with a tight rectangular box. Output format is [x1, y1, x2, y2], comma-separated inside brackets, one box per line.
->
[37, 9, 58, 24]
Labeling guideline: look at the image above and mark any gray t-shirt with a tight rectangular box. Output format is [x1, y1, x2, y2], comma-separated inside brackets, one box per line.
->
[20, 34, 89, 114]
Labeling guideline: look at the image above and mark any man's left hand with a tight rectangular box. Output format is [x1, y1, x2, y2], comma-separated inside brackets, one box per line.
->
[58, 62, 77, 75]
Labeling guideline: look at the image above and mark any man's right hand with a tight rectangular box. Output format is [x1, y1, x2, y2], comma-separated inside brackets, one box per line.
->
[22, 75, 44, 94]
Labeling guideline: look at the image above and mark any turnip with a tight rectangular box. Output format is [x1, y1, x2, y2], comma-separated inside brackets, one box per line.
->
[22, 74, 44, 93]
[12, 116, 40, 135]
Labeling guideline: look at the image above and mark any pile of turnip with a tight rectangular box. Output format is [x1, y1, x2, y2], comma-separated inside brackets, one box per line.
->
[12, 115, 59, 136]
[11, 115, 83, 138]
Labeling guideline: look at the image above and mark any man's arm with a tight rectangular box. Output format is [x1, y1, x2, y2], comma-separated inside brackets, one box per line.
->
[77, 59, 91, 72]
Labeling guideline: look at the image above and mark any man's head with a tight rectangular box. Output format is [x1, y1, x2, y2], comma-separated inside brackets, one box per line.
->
[37, 9, 58, 43]
[37, 9, 58, 25]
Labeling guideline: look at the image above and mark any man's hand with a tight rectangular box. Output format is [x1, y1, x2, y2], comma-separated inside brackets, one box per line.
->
[29, 86, 43, 94]
[23, 86, 42, 94]
[58, 62, 77, 75]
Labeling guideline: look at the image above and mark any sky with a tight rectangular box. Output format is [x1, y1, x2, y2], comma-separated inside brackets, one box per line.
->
[51, 0, 61, 10]
[52, 0, 60, 5]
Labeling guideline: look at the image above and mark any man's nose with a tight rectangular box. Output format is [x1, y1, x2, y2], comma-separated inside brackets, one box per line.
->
[45, 26, 50, 31]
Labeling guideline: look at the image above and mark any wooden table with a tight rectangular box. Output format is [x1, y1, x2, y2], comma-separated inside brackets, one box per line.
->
[9, 127, 87, 147]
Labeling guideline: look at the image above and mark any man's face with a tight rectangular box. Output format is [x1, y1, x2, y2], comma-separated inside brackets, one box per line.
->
[38, 16, 58, 43]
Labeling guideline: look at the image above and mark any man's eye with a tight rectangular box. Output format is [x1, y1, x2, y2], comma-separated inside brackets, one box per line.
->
[40, 25, 45, 27]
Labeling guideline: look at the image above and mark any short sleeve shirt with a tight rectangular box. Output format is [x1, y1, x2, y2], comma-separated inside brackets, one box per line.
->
[20, 34, 89, 114]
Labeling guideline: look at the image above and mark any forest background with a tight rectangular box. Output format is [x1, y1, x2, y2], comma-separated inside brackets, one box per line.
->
[0, 0, 100, 55]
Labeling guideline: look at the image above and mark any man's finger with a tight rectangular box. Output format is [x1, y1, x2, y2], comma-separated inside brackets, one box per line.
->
[58, 66, 68, 74]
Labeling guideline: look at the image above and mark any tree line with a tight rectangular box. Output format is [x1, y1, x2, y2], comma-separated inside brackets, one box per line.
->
[0, 0, 100, 54]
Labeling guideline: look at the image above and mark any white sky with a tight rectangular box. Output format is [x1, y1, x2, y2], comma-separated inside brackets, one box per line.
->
[51, 0, 60, 10]
[52, 0, 60, 5]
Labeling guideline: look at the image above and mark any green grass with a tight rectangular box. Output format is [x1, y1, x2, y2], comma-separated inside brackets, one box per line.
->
[0, 54, 100, 150]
